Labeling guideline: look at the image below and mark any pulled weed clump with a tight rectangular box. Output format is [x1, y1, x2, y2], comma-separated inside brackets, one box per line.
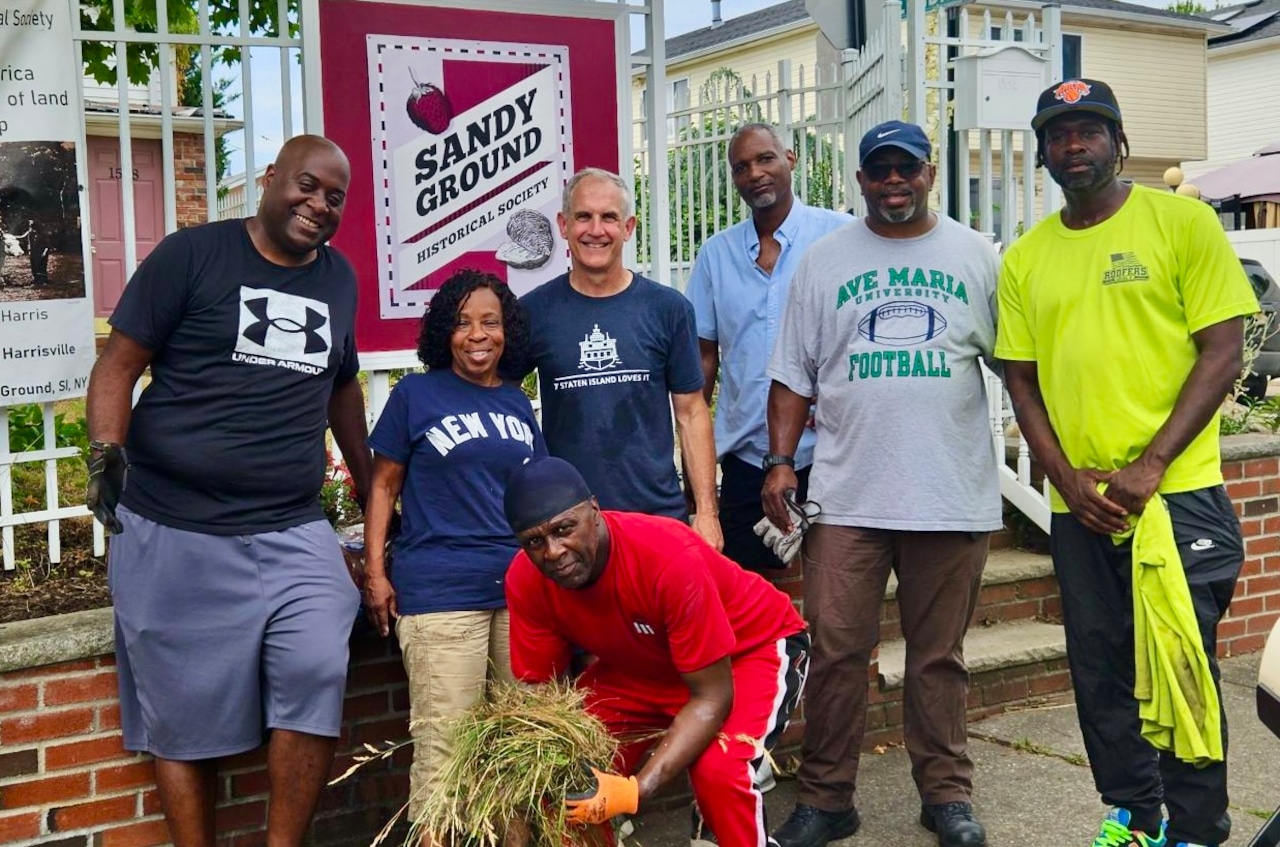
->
[337, 681, 618, 847]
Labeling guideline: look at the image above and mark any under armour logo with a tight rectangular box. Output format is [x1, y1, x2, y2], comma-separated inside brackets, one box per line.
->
[234, 286, 334, 371]
[242, 297, 329, 355]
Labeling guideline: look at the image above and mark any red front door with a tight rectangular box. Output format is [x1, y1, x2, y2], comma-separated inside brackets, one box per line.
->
[88, 136, 165, 318]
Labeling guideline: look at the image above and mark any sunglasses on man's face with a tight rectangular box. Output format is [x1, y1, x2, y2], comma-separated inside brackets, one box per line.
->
[862, 159, 926, 182]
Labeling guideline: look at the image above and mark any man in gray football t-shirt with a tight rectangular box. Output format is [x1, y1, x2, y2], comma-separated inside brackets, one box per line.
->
[763, 121, 1000, 847]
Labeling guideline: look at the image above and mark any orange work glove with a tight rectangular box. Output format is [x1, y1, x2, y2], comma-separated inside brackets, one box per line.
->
[564, 765, 639, 825]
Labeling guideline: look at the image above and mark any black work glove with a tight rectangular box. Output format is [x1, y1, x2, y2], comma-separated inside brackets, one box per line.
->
[86, 441, 128, 535]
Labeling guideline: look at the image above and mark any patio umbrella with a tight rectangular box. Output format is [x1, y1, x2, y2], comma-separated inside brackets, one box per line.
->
[1193, 142, 1280, 204]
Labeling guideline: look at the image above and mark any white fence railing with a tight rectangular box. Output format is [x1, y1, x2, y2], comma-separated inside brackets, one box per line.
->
[634, 59, 850, 292]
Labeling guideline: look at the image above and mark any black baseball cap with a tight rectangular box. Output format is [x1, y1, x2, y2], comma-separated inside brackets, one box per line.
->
[859, 120, 932, 164]
[1031, 79, 1123, 132]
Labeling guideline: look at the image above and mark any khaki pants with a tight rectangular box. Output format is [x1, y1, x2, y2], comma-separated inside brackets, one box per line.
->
[796, 525, 987, 810]
[396, 609, 513, 820]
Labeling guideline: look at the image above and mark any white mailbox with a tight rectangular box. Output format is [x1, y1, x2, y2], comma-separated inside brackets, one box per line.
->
[953, 45, 1047, 132]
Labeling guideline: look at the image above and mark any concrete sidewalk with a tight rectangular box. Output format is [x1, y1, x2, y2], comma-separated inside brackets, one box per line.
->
[627, 654, 1280, 847]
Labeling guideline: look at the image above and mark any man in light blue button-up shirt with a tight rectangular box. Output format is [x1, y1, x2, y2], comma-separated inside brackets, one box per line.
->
[686, 123, 849, 572]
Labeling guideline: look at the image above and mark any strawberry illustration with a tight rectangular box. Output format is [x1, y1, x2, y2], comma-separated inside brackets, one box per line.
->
[407, 68, 453, 135]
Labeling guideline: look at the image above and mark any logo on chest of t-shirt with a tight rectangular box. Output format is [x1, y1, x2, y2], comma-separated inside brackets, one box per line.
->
[232, 287, 332, 375]
[632, 618, 656, 636]
[1102, 252, 1150, 285]
[550, 323, 652, 392]
[422, 411, 537, 457]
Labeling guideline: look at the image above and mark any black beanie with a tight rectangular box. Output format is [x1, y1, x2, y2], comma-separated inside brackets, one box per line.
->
[504, 456, 593, 534]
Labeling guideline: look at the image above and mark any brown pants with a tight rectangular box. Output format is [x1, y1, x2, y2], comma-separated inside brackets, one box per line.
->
[796, 525, 987, 811]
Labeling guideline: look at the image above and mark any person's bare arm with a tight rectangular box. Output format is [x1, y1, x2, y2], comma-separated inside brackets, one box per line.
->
[328, 376, 372, 506]
[362, 455, 405, 637]
[1104, 316, 1245, 514]
[761, 380, 811, 532]
[85, 330, 154, 443]
[633, 657, 733, 805]
[672, 390, 723, 551]
[699, 339, 719, 407]
[1003, 360, 1128, 535]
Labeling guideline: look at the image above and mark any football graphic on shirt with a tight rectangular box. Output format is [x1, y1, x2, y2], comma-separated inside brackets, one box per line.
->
[857, 300, 948, 347]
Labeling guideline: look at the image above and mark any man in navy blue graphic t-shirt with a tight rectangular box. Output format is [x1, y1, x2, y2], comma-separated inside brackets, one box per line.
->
[521, 168, 722, 549]
[85, 135, 371, 847]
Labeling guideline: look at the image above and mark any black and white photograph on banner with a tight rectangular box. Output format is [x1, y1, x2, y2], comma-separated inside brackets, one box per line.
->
[0, 140, 86, 302]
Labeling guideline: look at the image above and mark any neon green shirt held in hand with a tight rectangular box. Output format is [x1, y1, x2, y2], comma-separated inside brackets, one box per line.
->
[996, 184, 1258, 512]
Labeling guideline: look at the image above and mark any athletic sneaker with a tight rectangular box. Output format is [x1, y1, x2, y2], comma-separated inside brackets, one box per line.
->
[755, 756, 778, 793]
[1092, 808, 1168, 847]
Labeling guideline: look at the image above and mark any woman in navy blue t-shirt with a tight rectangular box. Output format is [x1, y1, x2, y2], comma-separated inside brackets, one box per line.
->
[363, 269, 546, 826]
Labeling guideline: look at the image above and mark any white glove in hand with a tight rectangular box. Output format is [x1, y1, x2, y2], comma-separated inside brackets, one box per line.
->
[753, 493, 821, 564]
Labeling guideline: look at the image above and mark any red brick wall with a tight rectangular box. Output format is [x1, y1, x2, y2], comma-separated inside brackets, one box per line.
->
[0, 630, 409, 847]
[173, 132, 209, 229]
[1222, 452, 1280, 657]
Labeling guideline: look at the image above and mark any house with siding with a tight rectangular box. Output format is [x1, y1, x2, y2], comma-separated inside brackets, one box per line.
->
[961, 0, 1226, 189]
[630, 1, 824, 150]
[635, 0, 1225, 191]
[1181, 0, 1280, 179]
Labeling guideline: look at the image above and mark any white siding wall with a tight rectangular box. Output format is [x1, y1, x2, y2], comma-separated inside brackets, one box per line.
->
[1229, 229, 1280, 279]
[1184, 44, 1280, 178]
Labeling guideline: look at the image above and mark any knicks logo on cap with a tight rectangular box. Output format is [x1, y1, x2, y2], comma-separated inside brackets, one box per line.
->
[1053, 80, 1092, 104]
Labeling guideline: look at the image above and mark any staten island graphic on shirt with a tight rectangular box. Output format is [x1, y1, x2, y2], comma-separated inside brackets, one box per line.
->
[551, 323, 652, 391]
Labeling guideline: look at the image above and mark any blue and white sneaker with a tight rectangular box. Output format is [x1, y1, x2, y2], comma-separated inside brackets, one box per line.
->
[1092, 808, 1167, 847]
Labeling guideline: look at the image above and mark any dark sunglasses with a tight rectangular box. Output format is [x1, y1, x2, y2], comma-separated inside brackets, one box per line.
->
[862, 159, 926, 181]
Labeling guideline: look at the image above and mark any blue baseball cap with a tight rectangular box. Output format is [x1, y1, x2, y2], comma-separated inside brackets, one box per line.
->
[859, 120, 932, 164]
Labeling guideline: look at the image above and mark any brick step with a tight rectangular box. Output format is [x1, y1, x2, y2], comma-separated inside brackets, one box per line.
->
[876, 618, 1067, 691]
[852, 619, 1072, 748]
[879, 547, 1060, 641]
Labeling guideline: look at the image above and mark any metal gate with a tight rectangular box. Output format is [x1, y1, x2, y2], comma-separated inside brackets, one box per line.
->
[1, 0, 669, 571]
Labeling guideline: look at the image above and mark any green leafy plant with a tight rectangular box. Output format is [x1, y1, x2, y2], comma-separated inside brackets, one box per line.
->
[319, 451, 360, 528]
[6, 404, 89, 454]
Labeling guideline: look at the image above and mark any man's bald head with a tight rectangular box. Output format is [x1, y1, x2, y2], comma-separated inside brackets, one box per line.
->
[273, 134, 350, 177]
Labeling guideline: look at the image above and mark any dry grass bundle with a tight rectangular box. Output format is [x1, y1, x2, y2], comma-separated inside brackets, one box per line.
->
[413, 680, 619, 847]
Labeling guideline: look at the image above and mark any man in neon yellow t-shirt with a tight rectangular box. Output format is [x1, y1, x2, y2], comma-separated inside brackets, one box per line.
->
[997, 79, 1257, 847]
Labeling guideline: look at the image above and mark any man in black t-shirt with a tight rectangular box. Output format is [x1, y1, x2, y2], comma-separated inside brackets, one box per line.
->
[85, 135, 372, 847]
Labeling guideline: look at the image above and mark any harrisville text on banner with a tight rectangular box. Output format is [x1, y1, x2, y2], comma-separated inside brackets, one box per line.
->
[0, 0, 95, 404]
[315, 1, 622, 355]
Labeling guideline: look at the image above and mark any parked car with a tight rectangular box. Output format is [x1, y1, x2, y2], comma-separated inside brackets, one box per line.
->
[1242, 259, 1280, 401]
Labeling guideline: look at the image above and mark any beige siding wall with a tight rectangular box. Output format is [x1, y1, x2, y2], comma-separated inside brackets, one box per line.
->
[958, 11, 1209, 164]
[1071, 23, 1208, 161]
[680, 27, 825, 96]
[630, 26, 829, 148]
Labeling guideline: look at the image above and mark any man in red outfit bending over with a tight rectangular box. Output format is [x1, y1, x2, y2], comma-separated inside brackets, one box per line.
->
[503, 456, 808, 847]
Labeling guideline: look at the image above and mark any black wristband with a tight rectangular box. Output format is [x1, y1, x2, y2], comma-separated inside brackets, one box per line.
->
[761, 453, 796, 471]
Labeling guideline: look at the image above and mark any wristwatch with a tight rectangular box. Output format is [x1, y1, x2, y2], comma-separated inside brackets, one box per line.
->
[761, 453, 796, 471]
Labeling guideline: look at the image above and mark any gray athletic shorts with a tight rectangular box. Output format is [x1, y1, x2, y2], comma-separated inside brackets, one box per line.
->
[109, 505, 360, 760]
